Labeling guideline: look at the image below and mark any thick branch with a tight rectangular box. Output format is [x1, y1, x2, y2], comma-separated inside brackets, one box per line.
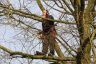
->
[0, 44, 75, 61]
[0, 3, 76, 24]
[36, 0, 45, 11]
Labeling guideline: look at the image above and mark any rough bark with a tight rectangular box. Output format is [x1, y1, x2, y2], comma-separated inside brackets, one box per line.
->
[75, 0, 95, 64]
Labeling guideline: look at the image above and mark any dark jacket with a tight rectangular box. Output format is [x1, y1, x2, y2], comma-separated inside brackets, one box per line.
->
[42, 15, 54, 34]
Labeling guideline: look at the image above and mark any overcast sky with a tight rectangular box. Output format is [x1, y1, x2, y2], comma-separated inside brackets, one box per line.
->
[0, 0, 62, 64]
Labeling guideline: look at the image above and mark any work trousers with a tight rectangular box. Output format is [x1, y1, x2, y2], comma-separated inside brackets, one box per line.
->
[42, 34, 55, 55]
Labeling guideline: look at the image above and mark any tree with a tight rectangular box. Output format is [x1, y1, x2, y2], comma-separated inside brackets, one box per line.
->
[0, 0, 96, 64]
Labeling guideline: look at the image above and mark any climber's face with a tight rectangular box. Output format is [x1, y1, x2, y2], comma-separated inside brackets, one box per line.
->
[43, 10, 48, 17]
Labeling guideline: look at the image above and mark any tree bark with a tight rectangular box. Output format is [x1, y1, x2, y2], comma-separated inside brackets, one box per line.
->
[75, 0, 95, 64]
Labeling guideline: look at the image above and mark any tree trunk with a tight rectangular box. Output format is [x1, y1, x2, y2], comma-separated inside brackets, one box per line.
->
[75, 0, 95, 64]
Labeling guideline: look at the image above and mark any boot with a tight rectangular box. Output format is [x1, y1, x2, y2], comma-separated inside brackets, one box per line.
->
[35, 51, 44, 55]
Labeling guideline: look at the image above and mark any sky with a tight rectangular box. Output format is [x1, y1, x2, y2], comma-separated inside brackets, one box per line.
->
[0, 0, 61, 64]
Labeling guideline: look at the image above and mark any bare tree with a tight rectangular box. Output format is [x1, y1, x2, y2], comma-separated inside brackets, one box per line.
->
[0, 0, 96, 64]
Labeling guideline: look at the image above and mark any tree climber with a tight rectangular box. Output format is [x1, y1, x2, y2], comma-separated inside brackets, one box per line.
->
[36, 10, 56, 56]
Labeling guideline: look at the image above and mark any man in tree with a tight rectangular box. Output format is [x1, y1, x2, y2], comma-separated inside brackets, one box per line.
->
[36, 10, 56, 56]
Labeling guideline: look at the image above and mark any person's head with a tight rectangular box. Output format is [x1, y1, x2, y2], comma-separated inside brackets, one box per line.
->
[43, 10, 49, 16]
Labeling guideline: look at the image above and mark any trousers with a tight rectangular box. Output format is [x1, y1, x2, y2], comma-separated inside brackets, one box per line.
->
[42, 33, 56, 55]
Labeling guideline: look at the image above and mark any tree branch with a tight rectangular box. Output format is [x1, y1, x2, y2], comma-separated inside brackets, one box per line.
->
[0, 44, 75, 61]
[0, 3, 76, 24]
[36, 0, 45, 12]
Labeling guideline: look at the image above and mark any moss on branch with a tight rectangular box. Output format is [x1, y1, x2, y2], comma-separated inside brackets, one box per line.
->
[0, 44, 75, 61]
